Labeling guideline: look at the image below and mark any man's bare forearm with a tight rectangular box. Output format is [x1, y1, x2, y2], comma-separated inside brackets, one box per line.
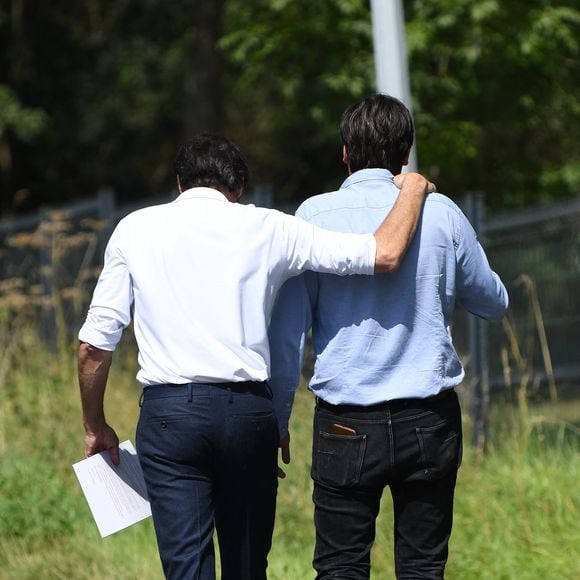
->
[78, 342, 120, 464]
[373, 173, 432, 273]
[78, 342, 113, 432]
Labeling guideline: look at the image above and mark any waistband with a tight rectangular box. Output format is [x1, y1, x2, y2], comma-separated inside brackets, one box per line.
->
[316, 388, 456, 414]
[141, 381, 272, 401]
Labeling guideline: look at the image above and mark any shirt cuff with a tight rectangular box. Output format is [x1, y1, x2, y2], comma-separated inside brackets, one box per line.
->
[78, 316, 123, 351]
[359, 234, 376, 275]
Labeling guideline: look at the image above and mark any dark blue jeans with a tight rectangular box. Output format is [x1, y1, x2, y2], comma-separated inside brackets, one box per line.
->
[136, 382, 279, 580]
[311, 389, 462, 579]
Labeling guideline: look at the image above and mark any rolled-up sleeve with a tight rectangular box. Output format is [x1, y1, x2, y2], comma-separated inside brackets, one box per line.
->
[277, 212, 376, 277]
[78, 226, 133, 350]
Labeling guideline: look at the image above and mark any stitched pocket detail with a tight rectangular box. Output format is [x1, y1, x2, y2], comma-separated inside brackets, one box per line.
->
[415, 421, 460, 480]
[312, 431, 367, 488]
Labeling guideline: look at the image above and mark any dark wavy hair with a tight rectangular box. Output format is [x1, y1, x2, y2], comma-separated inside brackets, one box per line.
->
[174, 134, 250, 194]
[340, 94, 414, 175]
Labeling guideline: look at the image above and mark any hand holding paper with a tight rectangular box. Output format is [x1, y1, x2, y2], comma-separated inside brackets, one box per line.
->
[72, 440, 151, 537]
[84, 422, 120, 465]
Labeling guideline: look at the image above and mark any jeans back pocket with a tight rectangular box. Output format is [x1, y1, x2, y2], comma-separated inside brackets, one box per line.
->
[415, 421, 461, 480]
[312, 431, 367, 488]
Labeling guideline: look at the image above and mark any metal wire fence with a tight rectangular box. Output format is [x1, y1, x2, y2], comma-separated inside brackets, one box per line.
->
[0, 187, 273, 344]
[448, 196, 580, 391]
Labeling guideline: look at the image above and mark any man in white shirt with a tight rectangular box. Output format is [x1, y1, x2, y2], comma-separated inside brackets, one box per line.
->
[78, 133, 433, 580]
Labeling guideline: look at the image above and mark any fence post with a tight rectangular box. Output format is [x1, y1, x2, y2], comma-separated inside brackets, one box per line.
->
[463, 192, 490, 451]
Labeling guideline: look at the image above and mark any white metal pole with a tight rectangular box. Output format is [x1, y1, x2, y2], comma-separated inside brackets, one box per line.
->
[370, 0, 418, 171]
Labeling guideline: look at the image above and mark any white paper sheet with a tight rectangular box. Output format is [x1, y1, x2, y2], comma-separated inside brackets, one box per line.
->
[72, 440, 152, 537]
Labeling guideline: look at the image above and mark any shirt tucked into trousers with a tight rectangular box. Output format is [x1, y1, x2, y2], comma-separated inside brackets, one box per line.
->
[268, 169, 508, 578]
[79, 186, 378, 579]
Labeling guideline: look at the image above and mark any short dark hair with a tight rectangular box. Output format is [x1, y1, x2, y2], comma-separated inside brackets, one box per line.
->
[174, 134, 250, 194]
[340, 94, 414, 174]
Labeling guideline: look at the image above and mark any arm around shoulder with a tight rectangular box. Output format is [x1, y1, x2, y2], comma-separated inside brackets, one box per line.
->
[374, 173, 434, 273]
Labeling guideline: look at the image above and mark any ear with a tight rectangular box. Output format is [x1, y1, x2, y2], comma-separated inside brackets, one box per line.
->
[342, 144, 349, 166]
[402, 150, 410, 167]
[226, 187, 244, 203]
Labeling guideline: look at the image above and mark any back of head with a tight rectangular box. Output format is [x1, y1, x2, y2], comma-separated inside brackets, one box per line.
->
[340, 94, 414, 175]
[174, 134, 250, 195]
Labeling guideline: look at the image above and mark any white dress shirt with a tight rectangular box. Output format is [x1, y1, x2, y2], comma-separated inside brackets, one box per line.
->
[79, 187, 376, 385]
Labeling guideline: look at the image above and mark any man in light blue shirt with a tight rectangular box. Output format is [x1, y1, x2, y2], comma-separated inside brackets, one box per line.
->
[268, 94, 508, 579]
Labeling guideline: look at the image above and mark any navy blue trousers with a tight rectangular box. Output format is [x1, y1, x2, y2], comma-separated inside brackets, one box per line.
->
[312, 389, 463, 579]
[136, 382, 279, 580]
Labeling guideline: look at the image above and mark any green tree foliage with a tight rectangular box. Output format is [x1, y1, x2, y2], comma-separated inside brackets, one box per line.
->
[221, 0, 579, 209]
[0, 85, 47, 141]
[0, 0, 223, 214]
[0, 0, 578, 216]
[407, 0, 580, 209]
[220, 0, 375, 201]
[0, 84, 48, 206]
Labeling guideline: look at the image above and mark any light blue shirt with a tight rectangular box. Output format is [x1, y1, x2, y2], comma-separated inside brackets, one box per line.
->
[268, 168, 508, 437]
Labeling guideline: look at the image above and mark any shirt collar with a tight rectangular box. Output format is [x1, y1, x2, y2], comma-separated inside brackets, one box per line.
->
[340, 168, 395, 190]
[174, 187, 229, 203]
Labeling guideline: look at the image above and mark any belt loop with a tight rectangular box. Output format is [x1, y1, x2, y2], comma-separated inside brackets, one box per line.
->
[264, 381, 273, 399]
[227, 385, 233, 404]
[138, 389, 145, 408]
[188, 383, 193, 403]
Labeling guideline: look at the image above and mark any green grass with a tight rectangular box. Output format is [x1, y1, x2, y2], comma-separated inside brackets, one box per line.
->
[0, 335, 578, 579]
